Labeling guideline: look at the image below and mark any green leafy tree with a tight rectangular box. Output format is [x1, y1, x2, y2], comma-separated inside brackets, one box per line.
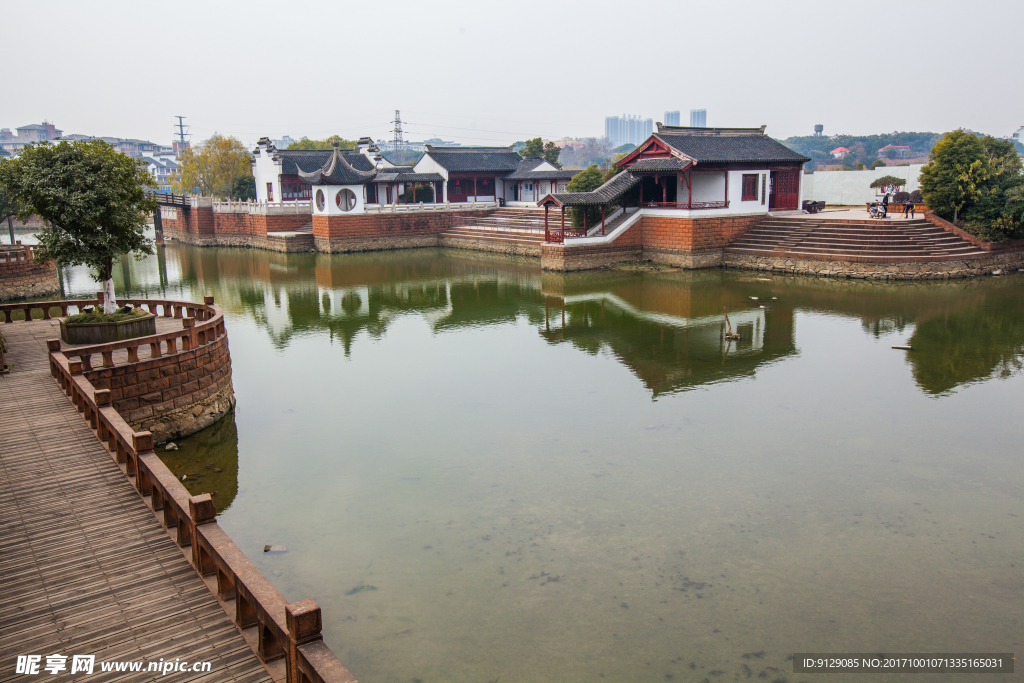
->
[173, 133, 251, 197]
[920, 131, 1024, 238]
[286, 135, 357, 151]
[0, 140, 155, 313]
[230, 175, 257, 201]
[520, 137, 544, 158]
[565, 165, 605, 228]
[870, 159, 886, 169]
[543, 142, 562, 168]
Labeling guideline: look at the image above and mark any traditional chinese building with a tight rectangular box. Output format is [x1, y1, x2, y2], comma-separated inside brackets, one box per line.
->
[413, 146, 574, 204]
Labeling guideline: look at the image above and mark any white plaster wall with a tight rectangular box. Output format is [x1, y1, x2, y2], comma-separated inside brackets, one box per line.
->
[803, 164, 923, 205]
[671, 169, 773, 215]
[413, 154, 449, 180]
[252, 146, 283, 203]
[312, 184, 366, 215]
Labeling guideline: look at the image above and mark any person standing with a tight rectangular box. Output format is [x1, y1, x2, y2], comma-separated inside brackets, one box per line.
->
[881, 192, 889, 218]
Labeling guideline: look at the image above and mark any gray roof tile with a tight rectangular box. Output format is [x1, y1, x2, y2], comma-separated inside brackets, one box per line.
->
[423, 146, 522, 172]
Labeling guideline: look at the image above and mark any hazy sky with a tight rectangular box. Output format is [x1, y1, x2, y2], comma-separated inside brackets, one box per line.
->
[3, 0, 1021, 148]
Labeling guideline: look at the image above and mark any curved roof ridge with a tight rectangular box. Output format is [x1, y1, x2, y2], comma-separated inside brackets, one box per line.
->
[298, 143, 376, 184]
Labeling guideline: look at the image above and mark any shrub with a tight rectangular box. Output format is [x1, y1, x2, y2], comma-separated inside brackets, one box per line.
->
[910, 189, 923, 203]
[894, 191, 910, 202]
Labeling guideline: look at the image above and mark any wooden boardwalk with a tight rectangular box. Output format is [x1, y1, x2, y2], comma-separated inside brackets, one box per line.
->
[0, 320, 273, 683]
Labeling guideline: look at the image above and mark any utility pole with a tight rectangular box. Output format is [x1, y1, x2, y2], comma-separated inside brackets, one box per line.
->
[174, 116, 190, 155]
[390, 110, 404, 151]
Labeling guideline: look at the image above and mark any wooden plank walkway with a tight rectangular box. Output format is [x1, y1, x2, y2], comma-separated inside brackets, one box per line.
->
[0, 320, 272, 683]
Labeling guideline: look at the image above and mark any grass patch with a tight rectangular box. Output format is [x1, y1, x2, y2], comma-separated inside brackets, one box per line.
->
[65, 308, 148, 324]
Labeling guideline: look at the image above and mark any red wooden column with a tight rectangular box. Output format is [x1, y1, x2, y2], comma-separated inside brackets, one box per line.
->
[601, 205, 606, 235]
[687, 170, 692, 209]
[583, 208, 588, 235]
[639, 180, 643, 205]
[723, 171, 729, 207]
[561, 206, 565, 241]
[662, 176, 667, 204]
[473, 176, 477, 202]
[544, 204, 549, 241]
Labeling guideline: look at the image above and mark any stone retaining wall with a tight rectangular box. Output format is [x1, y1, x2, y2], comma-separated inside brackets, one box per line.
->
[722, 250, 1024, 280]
[84, 318, 235, 444]
[312, 210, 492, 253]
[1, 250, 60, 301]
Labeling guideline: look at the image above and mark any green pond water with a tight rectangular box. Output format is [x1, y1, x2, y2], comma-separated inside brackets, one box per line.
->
[55, 241, 1022, 683]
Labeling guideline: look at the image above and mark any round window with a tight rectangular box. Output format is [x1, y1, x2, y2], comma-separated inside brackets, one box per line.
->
[315, 189, 325, 212]
[336, 188, 357, 212]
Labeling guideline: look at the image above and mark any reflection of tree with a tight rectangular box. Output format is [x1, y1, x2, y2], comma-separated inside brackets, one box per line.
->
[157, 411, 240, 513]
[908, 299, 1024, 395]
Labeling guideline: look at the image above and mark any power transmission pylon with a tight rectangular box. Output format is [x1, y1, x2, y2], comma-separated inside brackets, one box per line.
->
[174, 116, 190, 154]
[390, 110, 404, 150]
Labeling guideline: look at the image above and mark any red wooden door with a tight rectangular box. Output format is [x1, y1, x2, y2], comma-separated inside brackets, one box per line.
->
[769, 170, 799, 210]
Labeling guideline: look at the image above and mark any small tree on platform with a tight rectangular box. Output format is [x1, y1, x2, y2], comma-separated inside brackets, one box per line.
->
[869, 175, 908, 193]
[0, 140, 155, 313]
[566, 165, 605, 228]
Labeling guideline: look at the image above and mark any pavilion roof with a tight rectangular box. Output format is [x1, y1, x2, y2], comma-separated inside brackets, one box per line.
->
[540, 171, 640, 207]
[423, 145, 523, 172]
[505, 168, 578, 180]
[633, 124, 809, 165]
[280, 149, 376, 175]
[296, 145, 376, 185]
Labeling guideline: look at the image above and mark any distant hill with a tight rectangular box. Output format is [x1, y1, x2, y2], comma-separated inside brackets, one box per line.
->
[780, 132, 942, 169]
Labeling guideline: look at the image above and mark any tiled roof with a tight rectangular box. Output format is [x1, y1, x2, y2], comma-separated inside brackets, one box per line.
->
[423, 146, 522, 172]
[372, 172, 444, 183]
[297, 145, 376, 185]
[505, 169, 578, 180]
[627, 158, 692, 172]
[280, 149, 376, 175]
[544, 171, 640, 207]
[646, 126, 810, 164]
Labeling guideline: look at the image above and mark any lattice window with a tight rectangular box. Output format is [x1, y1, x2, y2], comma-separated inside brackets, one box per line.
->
[742, 174, 758, 201]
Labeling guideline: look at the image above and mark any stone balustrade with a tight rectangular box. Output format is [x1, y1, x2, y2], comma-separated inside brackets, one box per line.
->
[34, 297, 356, 683]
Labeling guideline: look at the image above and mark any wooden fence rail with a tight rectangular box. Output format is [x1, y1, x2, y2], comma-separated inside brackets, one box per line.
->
[29, 296, 356, 683]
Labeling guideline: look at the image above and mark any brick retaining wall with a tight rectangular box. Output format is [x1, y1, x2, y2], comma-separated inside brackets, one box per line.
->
[313, 210, 492, 253]
[86, 329, 235, 444]
[1, 249, 61, 301]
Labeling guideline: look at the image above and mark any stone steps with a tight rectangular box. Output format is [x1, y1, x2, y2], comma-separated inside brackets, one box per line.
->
[726, 217, 989, 263]
[440, 227, 545, 246]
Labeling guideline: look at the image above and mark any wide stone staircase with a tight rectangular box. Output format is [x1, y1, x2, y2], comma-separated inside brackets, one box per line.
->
[439, 208, 548, 252]
[725, 216, 989, 262]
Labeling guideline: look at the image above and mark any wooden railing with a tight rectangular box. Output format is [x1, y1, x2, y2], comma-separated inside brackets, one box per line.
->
[148, 192, 192, 208]
[7, 295, 358, 683]
[0, 244, 36, 264]
[450, 216, 545, 233]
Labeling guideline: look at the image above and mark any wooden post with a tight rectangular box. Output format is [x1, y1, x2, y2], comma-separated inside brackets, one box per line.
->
[601, 205, 606, 235]
[639, 179, 643, 205]
[473, 176, 477, 203]
[583, 207, 588, 235]
[662, 176, 667, 204]
[544, 204, 549, 241]
[687, 170, 692, 209]
[561, 206, 565, 243]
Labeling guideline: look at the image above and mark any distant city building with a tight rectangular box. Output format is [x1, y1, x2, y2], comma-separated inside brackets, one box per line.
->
[273, 136, 297, 149]
[143, 155, 180, 192]
[664, 111, 681, 127]
[604, 115, 653, 148]
[0, 121, 63, 154]
[689, 109, 707, 127]
[878, 144, 911, 158]
[376, 137, 460, 153]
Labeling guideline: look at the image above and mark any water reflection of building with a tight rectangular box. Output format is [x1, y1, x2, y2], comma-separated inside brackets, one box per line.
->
[536, 271, 796, 396]
[144, 244, 1024, 397]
